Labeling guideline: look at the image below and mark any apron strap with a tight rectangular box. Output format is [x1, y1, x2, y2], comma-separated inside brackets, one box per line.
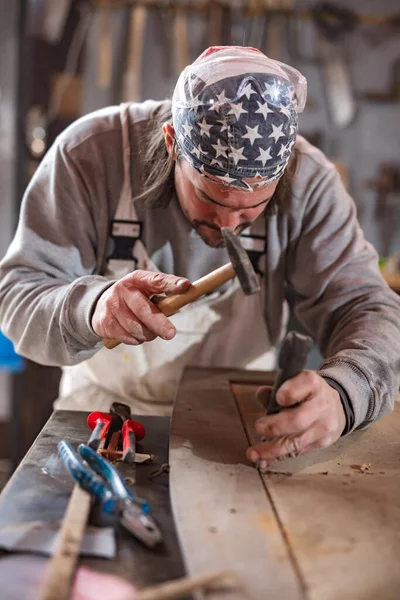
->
[120, 102, 134, 201]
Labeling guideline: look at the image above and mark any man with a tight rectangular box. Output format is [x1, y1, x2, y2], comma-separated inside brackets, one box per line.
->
[1, 46, 399, 469]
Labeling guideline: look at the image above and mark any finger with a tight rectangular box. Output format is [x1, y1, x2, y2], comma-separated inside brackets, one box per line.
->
[276, 370, 321, 408]
[102, 315, 145, 346]
[114, 310, 157, 344]
[122, 290, 176, 340]
[247, 421, 327, 464]
[255, 386, 272, 409]
[254, 398, 318, 438]
[121, 270, 191, 296]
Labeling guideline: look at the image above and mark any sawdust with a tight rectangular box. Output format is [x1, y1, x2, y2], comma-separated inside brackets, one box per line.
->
[350, 463, 372, 473]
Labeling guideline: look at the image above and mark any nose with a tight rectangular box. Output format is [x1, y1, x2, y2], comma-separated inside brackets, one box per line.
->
[214, 210, 243, 231]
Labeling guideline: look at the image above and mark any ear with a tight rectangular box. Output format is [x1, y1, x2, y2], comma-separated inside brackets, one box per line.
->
[162, 122, 176, 158]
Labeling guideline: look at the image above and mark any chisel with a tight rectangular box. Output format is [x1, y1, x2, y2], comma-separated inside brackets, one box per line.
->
[266, 331, 313, 415]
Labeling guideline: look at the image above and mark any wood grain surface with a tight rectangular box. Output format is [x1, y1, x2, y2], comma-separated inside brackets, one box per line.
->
[170, 368, 305, 600]
[234, 383, 400, 600]
[170, 367, 400, 600]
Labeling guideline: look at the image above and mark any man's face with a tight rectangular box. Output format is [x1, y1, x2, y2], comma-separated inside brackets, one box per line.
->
[174, 157, 280, 248]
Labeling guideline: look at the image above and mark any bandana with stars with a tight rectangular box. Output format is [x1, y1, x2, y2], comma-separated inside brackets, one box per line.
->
[172, 46, 307, 190]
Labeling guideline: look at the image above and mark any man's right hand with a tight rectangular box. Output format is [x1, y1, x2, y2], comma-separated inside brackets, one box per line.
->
[92, 270, 191, 346]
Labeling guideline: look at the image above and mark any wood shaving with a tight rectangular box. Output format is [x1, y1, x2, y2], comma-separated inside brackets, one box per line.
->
[350, 463, 372, 473]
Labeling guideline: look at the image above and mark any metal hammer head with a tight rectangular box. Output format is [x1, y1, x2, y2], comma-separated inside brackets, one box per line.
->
[222, 227, 260, 295]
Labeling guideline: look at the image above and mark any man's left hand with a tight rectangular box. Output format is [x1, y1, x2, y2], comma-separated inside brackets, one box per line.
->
[246, 371, 346, 468]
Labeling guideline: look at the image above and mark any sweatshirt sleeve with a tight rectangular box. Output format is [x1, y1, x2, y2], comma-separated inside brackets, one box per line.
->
[286, 155, 400, 432]
[0, 133, 117, 366]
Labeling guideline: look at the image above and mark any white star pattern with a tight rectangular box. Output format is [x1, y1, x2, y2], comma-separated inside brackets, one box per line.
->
[277, 143, 288, 158]
[287, 87, 296, 101]
[227, 102, 248, 120]
[265, 81, 281, 100]
[199, 118, 212, 137]
[256, 147, 272, 166]
[229, 145, 247, 165]
[269, 123, 285, 143]
[240, 83, 257, 100]
[182, 121, 193, 138]
[273, 164, 284, 176]
[242, 124, 262, 146]
[211, 158, 223, 168]
[255, 101, 273, 120]
[175, 73, 298, 190]
[217, 119, 228, 133]
[213, 90, 229, 112]
[212, 139, 229, 158]
[217, 173, 238, 185]
[192, 146, 201, 159]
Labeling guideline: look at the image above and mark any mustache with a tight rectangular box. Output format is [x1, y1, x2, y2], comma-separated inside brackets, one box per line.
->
[191, 220, 252, 236]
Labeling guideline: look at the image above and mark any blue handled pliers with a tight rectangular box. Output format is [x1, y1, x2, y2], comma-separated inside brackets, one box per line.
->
[58, 441, 163, 548]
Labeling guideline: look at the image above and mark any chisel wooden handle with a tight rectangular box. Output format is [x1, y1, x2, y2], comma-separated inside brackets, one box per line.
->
[103, 262, 236, 350]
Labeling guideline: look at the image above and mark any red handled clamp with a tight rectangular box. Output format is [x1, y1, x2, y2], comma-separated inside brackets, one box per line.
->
[87, 411, 113, 450]
[87, 403, 147, 464]
[122, 419, 146, 464]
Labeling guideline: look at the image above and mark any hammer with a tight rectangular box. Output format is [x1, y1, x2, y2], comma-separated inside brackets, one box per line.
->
[103, 227, 260, 350]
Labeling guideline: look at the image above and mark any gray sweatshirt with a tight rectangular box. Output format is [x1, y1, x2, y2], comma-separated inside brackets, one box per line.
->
[1, 101, 399, 431]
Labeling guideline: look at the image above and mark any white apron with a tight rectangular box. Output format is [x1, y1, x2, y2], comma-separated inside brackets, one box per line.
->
[56, 104, 276, 414]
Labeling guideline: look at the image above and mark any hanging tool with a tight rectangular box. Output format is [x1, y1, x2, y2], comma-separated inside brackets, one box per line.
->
[362, 58, 400, 103]
[98, 4, 112, 89]
[265, 331, 313, 415]
[174, 3, 189, 75]
[154, 3, 174, 79]
[209, 1, 224, 47]
[312, 2, 358, 128]
[122, 3, 148, 102]
[247, 0, 263, 50]
[59, 441, 163, 548]
[366, 163, 400, 258]
[104, 226, 260, 350]
[264, 0, 291, 60]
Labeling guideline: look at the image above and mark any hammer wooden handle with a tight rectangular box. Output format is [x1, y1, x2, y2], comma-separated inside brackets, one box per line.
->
[103, 262, 236, 350]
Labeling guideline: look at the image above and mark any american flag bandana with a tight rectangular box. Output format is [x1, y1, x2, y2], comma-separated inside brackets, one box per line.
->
[172, 47, 307, 191]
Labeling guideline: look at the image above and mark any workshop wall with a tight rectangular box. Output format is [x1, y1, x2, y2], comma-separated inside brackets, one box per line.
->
[81, 0, 400, 258]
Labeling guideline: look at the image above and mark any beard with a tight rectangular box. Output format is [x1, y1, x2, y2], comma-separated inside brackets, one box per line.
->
[191, 219, 252, 248]
[192, 220, 225, 248]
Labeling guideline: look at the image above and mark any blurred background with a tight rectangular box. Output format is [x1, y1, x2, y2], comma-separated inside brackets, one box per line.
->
[0, 0, 399, 478]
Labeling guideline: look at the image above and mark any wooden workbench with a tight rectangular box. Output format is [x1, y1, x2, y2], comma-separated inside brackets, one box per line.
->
[170, 368, 400, 600]
[0, 412, 186, 599]
[1, 367, 399, 599]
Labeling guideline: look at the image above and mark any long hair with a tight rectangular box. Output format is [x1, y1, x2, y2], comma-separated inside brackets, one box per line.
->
[134, 100, 299, 216]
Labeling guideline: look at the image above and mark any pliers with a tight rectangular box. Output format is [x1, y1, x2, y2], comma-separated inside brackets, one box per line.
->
[58, 440, 163, 548]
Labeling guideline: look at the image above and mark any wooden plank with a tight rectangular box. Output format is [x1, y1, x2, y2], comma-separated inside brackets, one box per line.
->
[169, 367, 305, 600]
[233, 383, 400, 600]
[38, 484, 92, 600]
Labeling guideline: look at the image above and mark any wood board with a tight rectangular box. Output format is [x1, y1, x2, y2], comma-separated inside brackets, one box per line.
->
[169, 367, 400, 600]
